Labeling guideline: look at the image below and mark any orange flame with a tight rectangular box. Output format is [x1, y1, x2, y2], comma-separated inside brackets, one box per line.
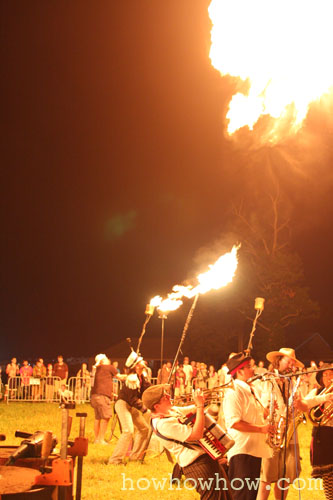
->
[150, 245, 239, 313]
[208, 0, 333, 142]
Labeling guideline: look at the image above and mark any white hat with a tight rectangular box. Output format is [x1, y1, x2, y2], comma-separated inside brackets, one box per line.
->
[125, 351, 143, 370]
[95, 354, 108, 366]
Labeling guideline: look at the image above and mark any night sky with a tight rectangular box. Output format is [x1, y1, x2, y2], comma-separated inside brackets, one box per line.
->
[1, 1, 333, 361]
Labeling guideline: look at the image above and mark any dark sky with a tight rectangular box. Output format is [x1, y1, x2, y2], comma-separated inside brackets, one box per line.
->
[1, 1, 333, 361]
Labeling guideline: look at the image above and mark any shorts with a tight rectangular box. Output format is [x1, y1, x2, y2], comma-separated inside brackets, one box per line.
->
[260, 443, 301, 483]
[90, 394, 113, 420]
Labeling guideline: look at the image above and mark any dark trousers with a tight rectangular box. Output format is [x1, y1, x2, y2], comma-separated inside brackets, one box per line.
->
[182, 454, 232, 500]
[228, 454, 261, 500]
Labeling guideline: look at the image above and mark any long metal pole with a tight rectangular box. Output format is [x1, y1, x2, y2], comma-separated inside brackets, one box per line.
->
[167, 294, 200, 385]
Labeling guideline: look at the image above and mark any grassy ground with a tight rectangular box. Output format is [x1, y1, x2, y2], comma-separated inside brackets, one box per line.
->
[0, 403, 325, 499]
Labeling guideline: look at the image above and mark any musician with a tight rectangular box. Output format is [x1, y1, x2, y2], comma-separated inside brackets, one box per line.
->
[142, 383, 232, 500]
[257, 347, 304, 500]
[223, 352, 273, 500]
[108, 351, 151, 464]
[294, 363, 333, 500]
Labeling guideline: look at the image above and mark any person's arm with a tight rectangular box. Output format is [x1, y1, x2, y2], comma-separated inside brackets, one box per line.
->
[186, 389, 205, 441]
[231, 420, 272, 434]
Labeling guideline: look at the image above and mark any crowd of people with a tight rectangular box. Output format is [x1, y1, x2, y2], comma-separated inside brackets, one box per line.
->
[90, 348, 333, 500]
[2, 349, 333, 499]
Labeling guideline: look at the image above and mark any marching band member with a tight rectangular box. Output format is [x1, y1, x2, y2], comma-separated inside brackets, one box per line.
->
[294, 363, 333, 500]
[257, 348, 304, 500]
[108, 351, 151, 465]
[223, 352, 273, 500]
[142, 383, 232, 500]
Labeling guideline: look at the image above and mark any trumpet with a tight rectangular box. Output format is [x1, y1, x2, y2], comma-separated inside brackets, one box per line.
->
[308, 381, 333, 426]
[173, 380, 235, 406]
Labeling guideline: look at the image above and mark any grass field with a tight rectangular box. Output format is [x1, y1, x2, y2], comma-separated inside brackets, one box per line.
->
[0, 403, 325, 499]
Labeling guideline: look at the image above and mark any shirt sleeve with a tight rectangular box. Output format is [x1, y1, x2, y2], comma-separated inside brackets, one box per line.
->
[157, 417, 193, 443]
[223, 388, 244, 430]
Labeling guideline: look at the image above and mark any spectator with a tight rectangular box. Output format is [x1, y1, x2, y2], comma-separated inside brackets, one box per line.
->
[19, 360, 32, 399]
[59, 383, 73, 404]
[112, 361, 120, 373]
[6, 358, 19, 399]
[157, 361, 172, 384]
[32, 360, 45, 400]
[208, 364, 218, 390]
[54, 355, 69, 394]
[256, 361, 266, 375]
[45, 363, 54, 402]
[76, 362, 91, 403]
[182, 357, 193, 399]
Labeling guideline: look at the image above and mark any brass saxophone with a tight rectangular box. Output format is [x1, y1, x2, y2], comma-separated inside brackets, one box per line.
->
[266, 383, 285, 451]
[308, 381, 333, 426]
[267, 376, 304, 450]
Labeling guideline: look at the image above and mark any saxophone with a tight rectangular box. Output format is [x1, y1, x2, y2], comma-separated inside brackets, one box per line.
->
[266, 383, 285, 452]
[267, 376, 305, 450]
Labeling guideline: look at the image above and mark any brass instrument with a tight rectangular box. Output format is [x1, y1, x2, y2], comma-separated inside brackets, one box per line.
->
[267, 376, 304, 450]
[308, 381, 333, 426]
[173, 380, 235, 406]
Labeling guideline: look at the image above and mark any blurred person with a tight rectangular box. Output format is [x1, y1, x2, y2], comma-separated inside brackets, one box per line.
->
[197, 363, 208, 390]
[174, 363, 186, 402]
[91, 354, 125, 444]
[53, 355, 69, 395]
[45, 363, 55, 402]
[6, 358, 19, 398]
[32, 359, 45, 400]
[208, 364, 218, 390]
[58, 383, 73, 404]
[182, 357, 193, 399]
[256, 361, 266, 375]
[19, 360, 32, 399]
[108, 351, 150, 464]
[76, 362, 90, 403]
[294, 364, 333, 500]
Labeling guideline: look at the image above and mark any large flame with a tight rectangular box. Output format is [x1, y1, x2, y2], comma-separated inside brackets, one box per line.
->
[208, 0, 333, 142]
[150, 245, 239, 313]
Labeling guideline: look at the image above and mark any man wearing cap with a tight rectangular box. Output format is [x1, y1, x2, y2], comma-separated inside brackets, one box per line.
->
[108, 351, 151, 465]
[142, 383, 232, 500]
[223, 352, 273, 500]
[91, 354, 125, 444]
[257, 348, 304, 500]
[294, 363, 333, 500]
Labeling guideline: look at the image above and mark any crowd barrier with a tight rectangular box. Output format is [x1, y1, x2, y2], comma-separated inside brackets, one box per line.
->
[4, 376, 122, 404]
[5, 376, 62, 403]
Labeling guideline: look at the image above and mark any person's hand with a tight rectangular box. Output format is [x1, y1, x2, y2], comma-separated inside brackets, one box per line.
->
[193, 388, 205, 409]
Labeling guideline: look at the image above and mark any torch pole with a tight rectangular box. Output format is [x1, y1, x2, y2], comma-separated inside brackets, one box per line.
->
[159, 313, 168, 370]
[167, 294, 200, 385]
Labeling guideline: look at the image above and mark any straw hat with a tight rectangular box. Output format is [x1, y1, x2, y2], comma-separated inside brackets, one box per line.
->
[266, 348, 304, 368]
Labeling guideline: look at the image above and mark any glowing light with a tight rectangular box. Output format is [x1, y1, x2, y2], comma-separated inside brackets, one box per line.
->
[208, 0, 333, 142]
[150, 245, 239, 313]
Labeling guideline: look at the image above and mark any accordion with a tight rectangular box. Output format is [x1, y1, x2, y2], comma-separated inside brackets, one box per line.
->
[182, 411, 235, 460]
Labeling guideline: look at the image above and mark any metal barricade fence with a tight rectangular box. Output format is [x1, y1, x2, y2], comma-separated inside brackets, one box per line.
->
[67, 376, 122, 403]
[6, 376, 62, 403]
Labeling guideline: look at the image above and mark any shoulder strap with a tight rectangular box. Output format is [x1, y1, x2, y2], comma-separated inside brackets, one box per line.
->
[150, 419, 197, 450]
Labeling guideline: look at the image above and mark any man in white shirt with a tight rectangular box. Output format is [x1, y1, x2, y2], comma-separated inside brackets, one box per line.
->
[223, 352, 273, 500]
